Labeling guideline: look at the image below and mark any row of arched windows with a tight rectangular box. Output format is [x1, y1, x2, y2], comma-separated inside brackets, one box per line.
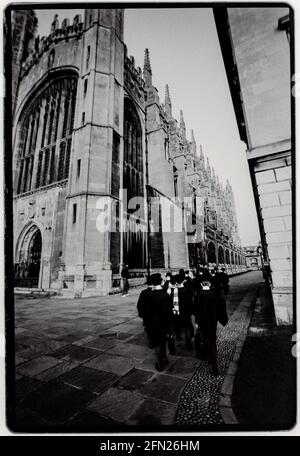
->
[16, 76, 77, 195]
[207, 242, 246, 266]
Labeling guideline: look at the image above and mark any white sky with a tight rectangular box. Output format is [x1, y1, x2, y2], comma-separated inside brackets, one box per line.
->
[35, 7, 260, 246]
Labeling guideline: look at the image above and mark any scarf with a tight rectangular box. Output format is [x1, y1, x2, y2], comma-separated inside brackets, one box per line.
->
[172, 287, 180, 315]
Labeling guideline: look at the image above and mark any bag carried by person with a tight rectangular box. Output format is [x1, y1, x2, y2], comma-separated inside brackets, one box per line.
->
[167, 333, 176, 355]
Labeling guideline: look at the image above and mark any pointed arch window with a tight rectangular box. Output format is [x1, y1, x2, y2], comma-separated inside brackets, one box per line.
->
[49, 146, 56, 183]
[123, 99, 146, 269]
[57, 142, 66, 181]
[42, 148, 50, 186]
[15, 75, 78, 195]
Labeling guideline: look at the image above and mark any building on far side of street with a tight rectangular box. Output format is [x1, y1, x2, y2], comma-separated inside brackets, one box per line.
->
[242, 245, 262, 271]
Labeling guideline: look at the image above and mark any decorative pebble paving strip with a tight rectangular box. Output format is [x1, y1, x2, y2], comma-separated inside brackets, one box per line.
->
[176, 289, 257, 425]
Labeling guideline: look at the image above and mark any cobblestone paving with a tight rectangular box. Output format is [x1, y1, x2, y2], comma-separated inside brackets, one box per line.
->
[176, 274, 260, 425]
[12, 271, 262, 429]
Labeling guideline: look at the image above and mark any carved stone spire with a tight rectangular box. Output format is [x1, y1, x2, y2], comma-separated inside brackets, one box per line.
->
[212, 167, 216, 182]
[165, 84, 172, 119]
[51, 14, 59, 33]
[198, 144, 205, 167]
[191, 129, 196, 143]
[179, 109, 186, 139]
[143, 48, 152, 86]
[199, 143, 204, 157]
[206, 157, 211, 174]
[190, 129, 196, 155]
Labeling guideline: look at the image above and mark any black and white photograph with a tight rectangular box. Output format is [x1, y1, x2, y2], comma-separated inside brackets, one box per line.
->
[3, 2, 296, 433]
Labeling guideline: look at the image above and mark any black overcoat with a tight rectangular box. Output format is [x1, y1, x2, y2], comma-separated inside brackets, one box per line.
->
[142, 289, 173, 347]
[194, 289, 228, 333]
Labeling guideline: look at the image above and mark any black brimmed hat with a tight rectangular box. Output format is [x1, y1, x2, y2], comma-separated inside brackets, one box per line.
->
[150, 273, 162, 286]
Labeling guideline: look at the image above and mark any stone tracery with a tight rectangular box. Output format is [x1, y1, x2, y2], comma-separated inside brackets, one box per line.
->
[16, 76, 77, 195]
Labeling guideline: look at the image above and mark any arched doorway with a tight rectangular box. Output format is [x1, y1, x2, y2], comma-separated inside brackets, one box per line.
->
[207, 241, 216, 263]
[15, 226, 42, 288]
[225, 249, 230, 265]
[218, 246, 224, 264]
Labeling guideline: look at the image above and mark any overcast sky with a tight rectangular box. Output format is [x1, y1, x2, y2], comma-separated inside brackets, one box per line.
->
[35, 7, 260, 246]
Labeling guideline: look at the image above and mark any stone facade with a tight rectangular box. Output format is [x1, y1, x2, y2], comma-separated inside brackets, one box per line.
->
[214, 7, 293, 324]
[11, 8, 245, 296]
[243, 246, 262, 271]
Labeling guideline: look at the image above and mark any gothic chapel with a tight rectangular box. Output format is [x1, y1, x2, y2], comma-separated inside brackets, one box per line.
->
[11, 9, 246, 296]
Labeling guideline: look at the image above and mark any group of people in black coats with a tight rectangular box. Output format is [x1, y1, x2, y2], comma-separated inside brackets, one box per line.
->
[137, 266, 230, 376]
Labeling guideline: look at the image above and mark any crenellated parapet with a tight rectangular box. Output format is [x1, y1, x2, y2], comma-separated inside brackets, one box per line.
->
[124, 48, 146, 107]
[20, 14, 84, 78]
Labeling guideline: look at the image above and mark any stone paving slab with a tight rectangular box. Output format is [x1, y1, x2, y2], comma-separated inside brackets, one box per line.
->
[124, 332, 149, 346]
[127, 398, 177, 426]
[65, 410, 115, 429]
[15, 376, 45, 402]
[16, 356, 62, 377]
[21, 380, 96, 423]
[106, 341, 152, 359]
[86, 388, 144, 423]
[165, 357, 201, 380]
[50, 345, 100, 363]
[114, 368, 154, 391]
[34, 360, 78, 382]
[84, 353, 136, 376]
[80, 336, 118, 352]
[57, 366, 119, 395]
[15, 406, 58, 428]
[140, 373, 187, 404]
[15, 355, 29, 366]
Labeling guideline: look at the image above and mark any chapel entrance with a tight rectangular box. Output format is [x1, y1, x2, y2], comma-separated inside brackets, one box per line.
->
[14, 227, 42, 288]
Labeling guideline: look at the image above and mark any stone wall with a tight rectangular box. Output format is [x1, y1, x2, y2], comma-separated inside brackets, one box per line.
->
[227, 7, 293, 324]
[228, 7, 291, 149]
[253, 152, 292, 324]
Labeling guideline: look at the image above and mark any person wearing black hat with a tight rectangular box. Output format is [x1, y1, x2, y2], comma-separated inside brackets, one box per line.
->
[193, 276, 228, 376]
[163, 272, 173, 292]
[210, 266, 223, 293]
[192, 267, 212, 295]
[137, 275, 153, 347]
[184, 270, 193, 289]
[121, 264, 130, 296]
[141, 273, 173, 371]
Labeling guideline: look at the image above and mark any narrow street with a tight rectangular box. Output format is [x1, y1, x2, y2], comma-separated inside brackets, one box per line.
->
[13, 271, 262, 430]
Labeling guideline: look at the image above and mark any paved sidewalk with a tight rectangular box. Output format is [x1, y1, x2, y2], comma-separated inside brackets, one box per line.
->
[12, 271, 261, 430]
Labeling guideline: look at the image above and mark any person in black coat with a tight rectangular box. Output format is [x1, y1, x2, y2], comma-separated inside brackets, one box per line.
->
[137, 275, 153, 347]
[192, 269, 212, 294]
[140, 273, 173, 371]
[193, 278, 228, 376]
[121, 264, 129, 296]
[162, 272, 173, 292]
[184, 270, 193, 290]
[169, 274, 194, 349]
[219, 267, 230, 294]
[210, 266, 223, 293]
